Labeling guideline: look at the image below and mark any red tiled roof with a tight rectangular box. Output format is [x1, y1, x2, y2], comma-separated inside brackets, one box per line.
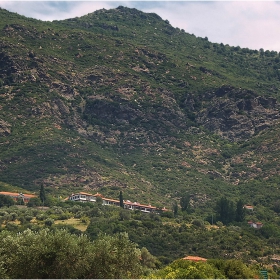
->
[0, 191, 37, 198]
[68, 192, 166, 210]
[124, 200, 157, 209]
[93, 192, 103, 197]
[183, 256, 207, 262]
[79, 192, 94, 196]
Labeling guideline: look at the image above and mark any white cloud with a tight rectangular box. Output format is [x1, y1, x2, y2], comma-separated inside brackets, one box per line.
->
[140, 1, 280, 51]
[0, 1, 117, 21]
[1, 1, 280, 51]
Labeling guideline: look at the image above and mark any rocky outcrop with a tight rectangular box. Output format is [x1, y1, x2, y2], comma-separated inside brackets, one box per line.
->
[196, 86, 280, 141]
[0, 119, 11, 136]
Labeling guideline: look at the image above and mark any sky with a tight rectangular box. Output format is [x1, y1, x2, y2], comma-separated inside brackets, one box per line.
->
[1, 1, 280, 52]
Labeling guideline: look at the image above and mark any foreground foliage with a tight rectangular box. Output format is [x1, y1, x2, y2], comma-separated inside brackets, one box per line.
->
[0, 200, 280, 278]
[0, 202, 280, 277]
[0, 226, 274, 279]
[0, 229, 143, 279]
[148, 259, 261, 279]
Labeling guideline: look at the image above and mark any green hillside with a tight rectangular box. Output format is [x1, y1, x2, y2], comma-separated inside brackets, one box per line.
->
[0, 5, 280, 212]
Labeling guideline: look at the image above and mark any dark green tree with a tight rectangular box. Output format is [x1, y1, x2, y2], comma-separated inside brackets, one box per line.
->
[88, 233, 142, 278]
[235, 199, 245, 222]
[0, 228, 94, 279]
[209, 259, 258, 279]
[173, 201, 178, 216]
[180, 193, 190, 212]
[216, 197, 235, 225]
[39, 184, 46, 204]
[140, 247, 158, 269]
[0, 194, 15, 208]
[27, 197, 41, 207]
[96, 195, 103, 206]
[119, 190, 124, 208]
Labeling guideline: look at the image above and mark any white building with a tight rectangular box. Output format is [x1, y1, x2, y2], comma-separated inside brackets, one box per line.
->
[67, 192, 167, 213]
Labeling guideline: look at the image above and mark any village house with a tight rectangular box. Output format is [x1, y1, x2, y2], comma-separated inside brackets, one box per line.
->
[68, 192, 100, 203]
[68, 192, 120, 206]
[67, 192, 166, 213]
[0, 191, 37, 204]
[248, 220, 263, 229]
[124, 200, 157, 213]
[244, 205, 254, 211]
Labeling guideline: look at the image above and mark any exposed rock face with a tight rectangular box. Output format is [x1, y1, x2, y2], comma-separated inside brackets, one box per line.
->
[197, 86, 280, 141]
[0, 119, 11, 136]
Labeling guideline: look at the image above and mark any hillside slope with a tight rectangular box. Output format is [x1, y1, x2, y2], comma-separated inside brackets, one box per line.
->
[0, 6, 280, 209]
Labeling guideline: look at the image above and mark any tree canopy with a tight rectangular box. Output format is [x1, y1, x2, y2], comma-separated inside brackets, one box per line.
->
[0, 229, 144, 279]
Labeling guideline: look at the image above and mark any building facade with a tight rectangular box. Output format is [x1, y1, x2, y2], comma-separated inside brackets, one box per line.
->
[67, 192, 166, 213]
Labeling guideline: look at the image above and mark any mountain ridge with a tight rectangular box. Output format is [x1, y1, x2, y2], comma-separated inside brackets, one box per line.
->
[0, 6, 280, 210]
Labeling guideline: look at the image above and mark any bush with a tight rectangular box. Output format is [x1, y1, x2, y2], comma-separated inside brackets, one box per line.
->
[44, 218, 54, 227]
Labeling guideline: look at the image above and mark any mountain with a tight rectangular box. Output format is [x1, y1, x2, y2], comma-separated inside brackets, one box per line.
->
[1, 6, 280, 209]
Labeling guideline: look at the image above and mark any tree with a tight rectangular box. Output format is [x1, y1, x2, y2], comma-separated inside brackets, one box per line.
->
[0, 261, 7, 279]
[119, 209, 130, 221]
[44, 218, 54, 227]
[87, 233, 143, 278]
[148, 259, 225, 279]
[180, 193, 190, 212]
[140, 247, 158, 269]
[273, 200, 280, 213]
[39, 184, 46, 204]
[96, 195, 103, 206]
[1, 227, 144, 279]
[0, 228, 94, 279]
[172, 201, 178, 216]
[119, 190, 124, 208]
[215, 197, 235, 225]
[0, 194, 14, 208]
[209, 259, 257, 279]
[27, 197, 41, 207]
[235, 199, 245, 222]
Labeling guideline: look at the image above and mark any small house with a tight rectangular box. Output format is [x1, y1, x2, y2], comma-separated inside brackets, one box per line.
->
[0, 191, 37, 204]
[248, 220, 263, 229]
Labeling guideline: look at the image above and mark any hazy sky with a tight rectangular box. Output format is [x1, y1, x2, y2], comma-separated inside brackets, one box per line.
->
[1, 1, 280, 52]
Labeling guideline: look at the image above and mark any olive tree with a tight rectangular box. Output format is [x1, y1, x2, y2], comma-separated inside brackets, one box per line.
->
[0, 228, 93, 279]
[87, 232, 143, 279]
[0, 229, 144, 279]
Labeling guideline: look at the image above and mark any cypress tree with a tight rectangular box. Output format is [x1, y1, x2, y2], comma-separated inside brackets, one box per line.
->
[119, 191, 124, 208]
[235, 199, 245, 222]
[216, 197, 235, 225]
[39, 184, 46, 204]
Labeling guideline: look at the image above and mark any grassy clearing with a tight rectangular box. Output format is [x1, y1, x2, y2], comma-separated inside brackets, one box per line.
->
[54, 217, 89, 231]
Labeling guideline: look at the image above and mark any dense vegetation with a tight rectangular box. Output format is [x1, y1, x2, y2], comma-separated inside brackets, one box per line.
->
[1, 5, 280, 206]
[0, 199, 279, 278]
[1, 5, 280, 277]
